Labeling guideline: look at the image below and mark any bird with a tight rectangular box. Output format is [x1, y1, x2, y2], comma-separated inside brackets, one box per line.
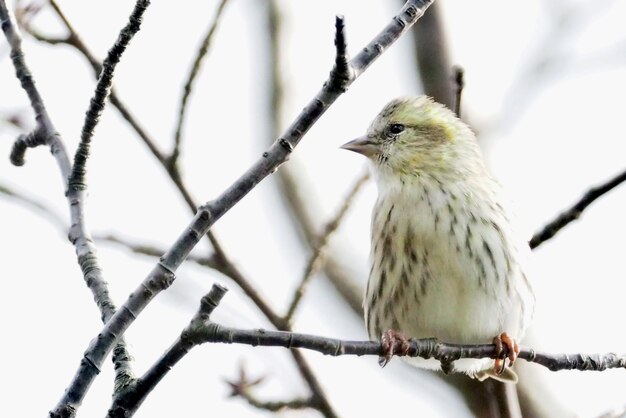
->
[341, 96, 535, 382]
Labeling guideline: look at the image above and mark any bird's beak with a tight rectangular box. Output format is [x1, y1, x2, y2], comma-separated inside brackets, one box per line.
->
[340, 136, 381, 158]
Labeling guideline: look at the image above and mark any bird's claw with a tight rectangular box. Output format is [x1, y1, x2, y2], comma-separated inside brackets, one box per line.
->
[493, 332, 520, 375]
[379, 329, 410, 367]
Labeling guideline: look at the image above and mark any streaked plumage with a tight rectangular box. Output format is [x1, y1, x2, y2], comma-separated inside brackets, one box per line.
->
[342, 96, 535, 382]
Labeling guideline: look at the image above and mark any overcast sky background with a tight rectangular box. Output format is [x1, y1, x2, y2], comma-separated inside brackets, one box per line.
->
[1, 0, 626, 417]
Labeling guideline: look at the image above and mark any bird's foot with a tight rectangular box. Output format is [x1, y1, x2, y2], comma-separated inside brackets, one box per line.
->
[379, 329, 410, 367]
[492, 332, 520, 375]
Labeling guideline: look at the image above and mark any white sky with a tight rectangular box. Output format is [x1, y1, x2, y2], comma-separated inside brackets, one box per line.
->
[1, 0, 626, 417]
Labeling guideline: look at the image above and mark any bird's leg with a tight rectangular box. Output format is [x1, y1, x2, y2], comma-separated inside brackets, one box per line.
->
[379, 329, 410, 367]
[492, 332, 520, 375]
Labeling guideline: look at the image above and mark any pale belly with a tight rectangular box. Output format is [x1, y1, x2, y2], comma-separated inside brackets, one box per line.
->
[364, 182, 532, 356]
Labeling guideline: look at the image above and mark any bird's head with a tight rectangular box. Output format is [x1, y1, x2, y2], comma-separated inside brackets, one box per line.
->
[341, 96, 484, 181]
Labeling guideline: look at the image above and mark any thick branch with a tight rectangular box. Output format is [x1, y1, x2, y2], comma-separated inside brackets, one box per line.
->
[530, 167, 626, 249]
[51, 2, 434, 416]
[110, 283, 626, 416]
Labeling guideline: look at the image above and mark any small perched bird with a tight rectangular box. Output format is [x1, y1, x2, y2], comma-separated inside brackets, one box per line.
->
[341, 96, 535, 382]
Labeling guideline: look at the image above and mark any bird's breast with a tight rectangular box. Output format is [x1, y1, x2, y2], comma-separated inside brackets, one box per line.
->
[365, 177, 533, 344]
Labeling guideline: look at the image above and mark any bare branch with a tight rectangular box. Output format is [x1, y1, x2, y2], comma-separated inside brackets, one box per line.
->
[1, 0, 135, 408]
[171, 0, 230, 166]
[1, 3, 55, 147]
[406, 1, 453, 107]
[68, 0, 150, 191]
[530, 167, 626, 249]
[451, 65, 464, 118]
[9, 128, 47, 166]
[98, 231, 337, 416]
[0, 181, 67, 229]
[96, 234, 283, 326]
[28, 10, 331, 412]
[39, 0, 272, 332]
[202, 326, 626, 374]
[45, 0, 169, 164]
[109, 282, 626, 417]
[284, 171, 370, 324]
[13, 1, 69, 45]
[264, 1, 364, 317]
[106, 284, 229, 418]
[231, 391, 312, 413]
[51, 2, 434, 415]
[225, 364, 314, 413]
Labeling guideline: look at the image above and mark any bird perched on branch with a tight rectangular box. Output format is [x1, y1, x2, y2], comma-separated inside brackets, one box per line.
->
[341, 96, 535, 382]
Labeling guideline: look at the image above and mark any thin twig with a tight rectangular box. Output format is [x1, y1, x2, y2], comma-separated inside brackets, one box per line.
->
[68, 0, 150, 191]
[171, 0, 230, 166]
[13, 1, 68, 44]
[232, 392, 312, 413]
[406, 1, 453, 107]
[530, 167, 626, 249]
[224, 365, 314, 412]
[284, 170, 370, 324]
[451, 65, 464, 118]
[51, 2, 433, 416]
[0, 181, 67, 230]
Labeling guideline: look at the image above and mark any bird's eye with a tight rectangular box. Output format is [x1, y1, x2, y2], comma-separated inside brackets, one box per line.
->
[388, 123, 405, 135]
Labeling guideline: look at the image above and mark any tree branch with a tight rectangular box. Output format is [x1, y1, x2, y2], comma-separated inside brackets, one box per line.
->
[0, 181, 67, 230]
[110, 282, 626, 418]
[44, 0, 168, 164]
[530, 167, 626, 249]
[264, 0, 364, 317]
[451, 65, 464, 118]
[284, 170, 370, 324]
[36, 0, 276, 331]
[97, 235, 338, 416]
[202, 327, 626, 374]
[50, 2, 434, 415]
[224, 365, 314, 413]
[170, 0, 230, 167]
[68, 0, 150, 191]
[406, 1, 453, 107]
[1, 0, 135, 408]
